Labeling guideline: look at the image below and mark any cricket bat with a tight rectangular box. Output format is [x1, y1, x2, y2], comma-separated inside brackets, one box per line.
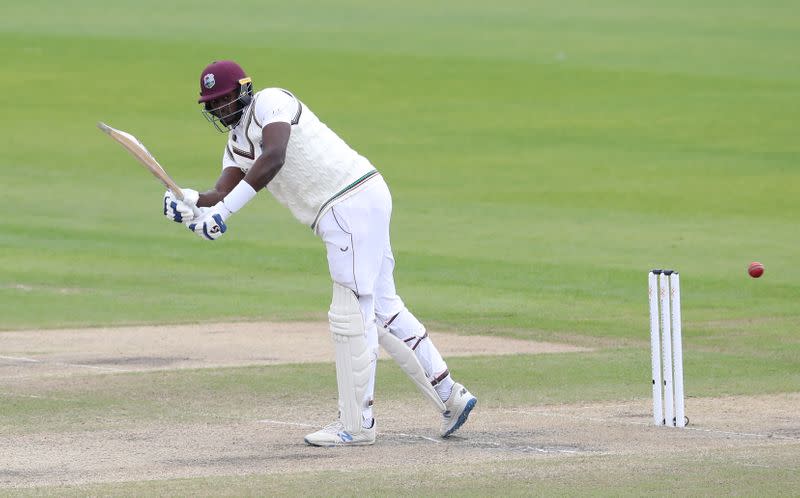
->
[97, 122, 185, 200]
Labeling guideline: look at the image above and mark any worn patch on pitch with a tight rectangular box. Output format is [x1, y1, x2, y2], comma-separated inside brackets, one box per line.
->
[0, 321, 590, 379]
[77, 356, 188, 367]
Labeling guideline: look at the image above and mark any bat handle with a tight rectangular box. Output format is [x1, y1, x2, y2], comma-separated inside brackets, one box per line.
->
[166, 188, 201, 218]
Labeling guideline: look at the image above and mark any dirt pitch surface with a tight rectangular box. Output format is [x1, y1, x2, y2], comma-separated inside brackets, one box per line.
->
[1, 322, 798, 489]
[0, 322, 588, 378]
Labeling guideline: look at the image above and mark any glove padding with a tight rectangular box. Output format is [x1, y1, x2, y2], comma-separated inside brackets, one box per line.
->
[163, 188, 201, 223]
[187, 202, 232, 241]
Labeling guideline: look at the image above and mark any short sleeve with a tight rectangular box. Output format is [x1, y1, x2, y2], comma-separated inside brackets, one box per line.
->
[254, 88, 302, 127]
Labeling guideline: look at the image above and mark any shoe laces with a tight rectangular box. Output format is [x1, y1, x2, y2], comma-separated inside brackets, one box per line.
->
[321, 420, 345, 433]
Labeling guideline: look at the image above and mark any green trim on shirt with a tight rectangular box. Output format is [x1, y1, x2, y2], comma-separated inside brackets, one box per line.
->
[310, 170, 380, 230]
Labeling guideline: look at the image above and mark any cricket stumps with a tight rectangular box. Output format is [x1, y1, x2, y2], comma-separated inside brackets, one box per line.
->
[648, 269, 687, 427]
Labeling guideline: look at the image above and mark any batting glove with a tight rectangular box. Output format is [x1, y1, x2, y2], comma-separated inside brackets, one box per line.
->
[163, 188, 200, 223]
[187, 201, 232, 241]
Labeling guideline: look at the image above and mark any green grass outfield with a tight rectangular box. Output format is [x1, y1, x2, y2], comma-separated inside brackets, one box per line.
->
[1, 0, 799, 495]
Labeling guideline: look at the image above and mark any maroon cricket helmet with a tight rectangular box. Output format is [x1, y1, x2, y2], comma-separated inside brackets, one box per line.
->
[198, 60, 252, 103]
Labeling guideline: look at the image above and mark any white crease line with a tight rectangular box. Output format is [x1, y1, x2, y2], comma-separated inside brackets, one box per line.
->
[395, 432, 442, 444]
[0, 355, 40, 363]
[258, 419, 315, 428]
[0, 392, 76, 402]
[528, 447, 580, 454]
[52, 362, 131, 373]
[508, 409, 800, 441]
[0, 355, 131, 373]
[0, 392, 43, 398]
[546, 448, 579, 454]
[467, 439, 581, 454]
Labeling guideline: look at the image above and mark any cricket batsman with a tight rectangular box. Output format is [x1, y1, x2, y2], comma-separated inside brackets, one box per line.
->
[163, 60, 477, 446]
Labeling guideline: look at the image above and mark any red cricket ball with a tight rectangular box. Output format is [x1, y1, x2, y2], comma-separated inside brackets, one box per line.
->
[748, 262, 764, 278]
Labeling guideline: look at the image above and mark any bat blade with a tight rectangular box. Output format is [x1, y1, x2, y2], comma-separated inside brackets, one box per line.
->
[97, 121, 184, 200]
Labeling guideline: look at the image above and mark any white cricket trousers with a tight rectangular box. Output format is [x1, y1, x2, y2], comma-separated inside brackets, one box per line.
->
[316, 176, 450, 423]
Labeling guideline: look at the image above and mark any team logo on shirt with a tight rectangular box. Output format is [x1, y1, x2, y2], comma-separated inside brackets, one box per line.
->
[203, 73, 216, 89]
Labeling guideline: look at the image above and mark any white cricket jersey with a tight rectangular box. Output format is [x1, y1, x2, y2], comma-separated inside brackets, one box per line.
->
[222, 88, 379, 230]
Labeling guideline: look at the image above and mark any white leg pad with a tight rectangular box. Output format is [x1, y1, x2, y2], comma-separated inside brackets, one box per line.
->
[378, 327, 446, 412]
[329, 283, 372, 433]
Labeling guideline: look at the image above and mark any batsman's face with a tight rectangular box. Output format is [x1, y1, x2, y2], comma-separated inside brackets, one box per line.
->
[206, 90, 242, 127]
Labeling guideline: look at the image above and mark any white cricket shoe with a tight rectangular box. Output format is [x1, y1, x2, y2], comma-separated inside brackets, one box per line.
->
[304, 419, 376, 447]
[441, 383, 477, 437]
